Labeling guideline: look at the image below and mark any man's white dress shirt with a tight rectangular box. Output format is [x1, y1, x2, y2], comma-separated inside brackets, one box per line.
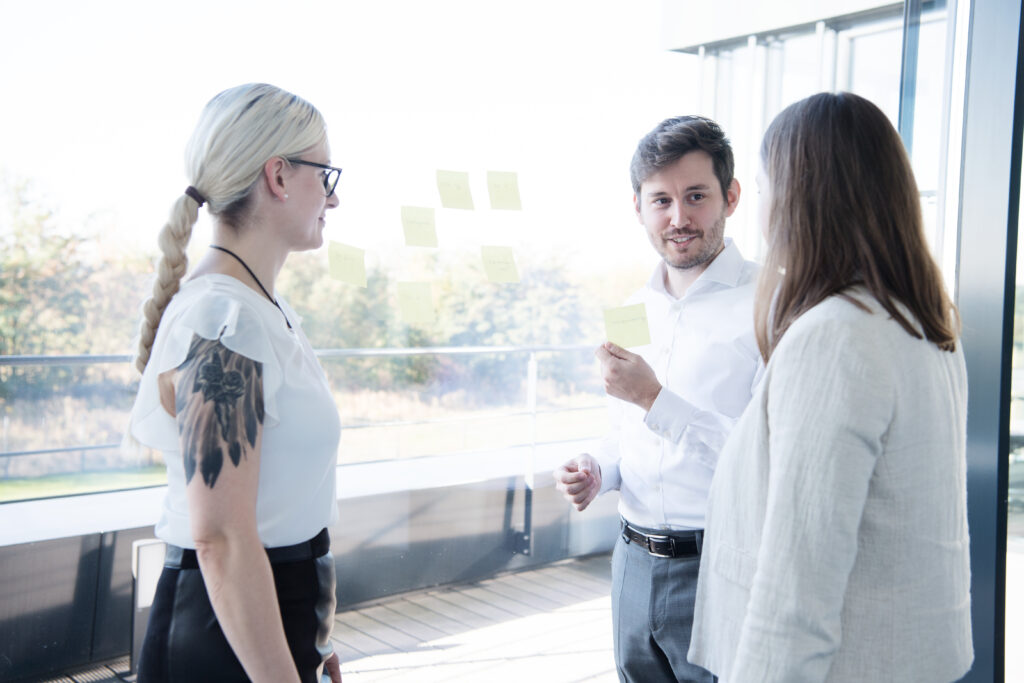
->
[595, 239, 760, 530]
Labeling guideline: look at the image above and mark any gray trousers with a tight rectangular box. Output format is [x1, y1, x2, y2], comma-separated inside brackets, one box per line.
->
[611, 530, 715, 683]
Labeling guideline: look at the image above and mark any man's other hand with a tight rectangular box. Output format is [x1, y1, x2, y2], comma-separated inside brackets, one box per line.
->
[596, 342, 661, 411]
[555, 454, 602, 511]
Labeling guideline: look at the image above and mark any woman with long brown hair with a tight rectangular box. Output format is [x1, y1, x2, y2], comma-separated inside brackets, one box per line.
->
[687, 92, 973, 681]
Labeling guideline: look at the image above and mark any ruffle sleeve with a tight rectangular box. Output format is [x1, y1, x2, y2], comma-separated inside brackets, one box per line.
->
[129, 284, 285, 452]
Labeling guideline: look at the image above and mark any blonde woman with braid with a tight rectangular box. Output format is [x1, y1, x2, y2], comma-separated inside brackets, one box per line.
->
[128, 83, 344, 683]
[688, 92, 972, 681]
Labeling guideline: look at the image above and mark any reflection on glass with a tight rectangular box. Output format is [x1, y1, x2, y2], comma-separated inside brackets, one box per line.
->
[847, 25, 902, 124]
[1007, 152, 1024, 681]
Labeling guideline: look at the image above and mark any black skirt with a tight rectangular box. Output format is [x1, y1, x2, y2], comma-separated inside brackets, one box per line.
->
[137, 528, 336, 682]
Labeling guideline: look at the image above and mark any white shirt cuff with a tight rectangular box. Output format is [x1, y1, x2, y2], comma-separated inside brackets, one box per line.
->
[644, 388, 698, 443]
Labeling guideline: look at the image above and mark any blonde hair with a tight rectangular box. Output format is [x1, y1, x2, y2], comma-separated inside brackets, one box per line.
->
[754, 92, 958, 361]
[134, 83, 328, 373]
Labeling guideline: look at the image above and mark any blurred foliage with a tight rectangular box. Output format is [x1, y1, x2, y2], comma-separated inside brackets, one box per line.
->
[2, 180, 638, 411]
[1, 180, 153, 406]
[1, 181, 89, 356]
[278, 249, 605, 406]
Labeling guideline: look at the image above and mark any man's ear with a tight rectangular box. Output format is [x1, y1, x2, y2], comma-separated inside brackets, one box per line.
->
[633, 193, 643, 223]
[724, 178, 740, 217]
[262, 156, 289, 201]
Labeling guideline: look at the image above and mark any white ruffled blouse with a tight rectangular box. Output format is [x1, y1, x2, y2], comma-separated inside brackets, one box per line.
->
[129, 274, 341, 548]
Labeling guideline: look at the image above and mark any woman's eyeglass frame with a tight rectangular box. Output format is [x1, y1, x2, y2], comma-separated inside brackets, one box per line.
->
[285, 158, 342, 196]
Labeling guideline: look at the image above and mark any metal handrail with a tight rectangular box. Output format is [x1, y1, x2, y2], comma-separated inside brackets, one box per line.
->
[0, 345, 601, 461]
[0, 344, 594, 367]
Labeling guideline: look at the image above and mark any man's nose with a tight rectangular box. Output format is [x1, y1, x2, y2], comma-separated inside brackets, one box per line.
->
[669, 204, 688, 229]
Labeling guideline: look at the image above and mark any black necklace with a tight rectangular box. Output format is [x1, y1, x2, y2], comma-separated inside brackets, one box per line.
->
[209, 245, 292, 330]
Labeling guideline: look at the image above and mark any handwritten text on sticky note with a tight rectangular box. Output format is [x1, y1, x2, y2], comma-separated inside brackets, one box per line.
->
[603, 303, 652, 348]
[487, 171, 522, 210]
[400, 206, 438, 247]
[436, 170, 474, 210]
[328, 241, 367, 288]
[480, 246, 520, 283]
[397, 282, 436, 325]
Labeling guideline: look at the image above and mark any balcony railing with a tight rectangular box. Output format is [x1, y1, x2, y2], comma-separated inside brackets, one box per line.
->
[0, 345, 604, 499]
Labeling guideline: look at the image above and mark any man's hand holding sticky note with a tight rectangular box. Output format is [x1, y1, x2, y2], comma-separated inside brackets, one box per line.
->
[603, 303, 652, 348]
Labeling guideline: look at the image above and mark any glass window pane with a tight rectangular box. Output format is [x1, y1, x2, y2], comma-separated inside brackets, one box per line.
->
[0, 2, 695, 506]
[848, 25, 903, 125]
[1007, 145, 1024, 683]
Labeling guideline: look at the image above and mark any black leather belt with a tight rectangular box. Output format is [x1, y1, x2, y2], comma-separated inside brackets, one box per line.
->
[164, 528, 330, 570]
[621, 520, 701, 558]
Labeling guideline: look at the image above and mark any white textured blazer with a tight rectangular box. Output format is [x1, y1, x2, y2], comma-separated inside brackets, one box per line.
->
[688, 290, 973, 682]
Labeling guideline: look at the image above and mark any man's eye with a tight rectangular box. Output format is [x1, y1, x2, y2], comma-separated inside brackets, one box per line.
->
[689, 193, 705, 202]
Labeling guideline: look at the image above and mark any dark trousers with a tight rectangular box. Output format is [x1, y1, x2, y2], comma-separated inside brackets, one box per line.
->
[138, 530, 336, 682]
[611, 528, 715, 683]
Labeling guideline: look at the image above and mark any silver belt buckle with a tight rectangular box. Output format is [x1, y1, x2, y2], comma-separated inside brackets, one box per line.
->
[645, 534, 675, 558]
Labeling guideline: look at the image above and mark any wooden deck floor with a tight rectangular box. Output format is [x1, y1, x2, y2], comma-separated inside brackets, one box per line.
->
[336, 554, 616, 682]
[41, 553, 616, 683]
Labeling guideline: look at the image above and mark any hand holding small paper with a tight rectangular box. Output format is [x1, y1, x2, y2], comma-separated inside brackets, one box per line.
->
[603, 303, 651, 348]
[595, 342, 661, 411]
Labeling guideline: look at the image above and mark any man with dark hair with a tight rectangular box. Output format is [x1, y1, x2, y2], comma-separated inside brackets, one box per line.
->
[556, 116, 761, 682]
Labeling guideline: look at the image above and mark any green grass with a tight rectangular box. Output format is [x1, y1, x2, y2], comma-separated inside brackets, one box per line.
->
[0, 466, 168, 503]
[0, 405, 608, 504]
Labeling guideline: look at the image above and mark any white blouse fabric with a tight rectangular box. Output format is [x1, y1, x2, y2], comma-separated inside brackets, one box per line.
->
[129, 274, 341, 549]
[688, 290, 972, 682]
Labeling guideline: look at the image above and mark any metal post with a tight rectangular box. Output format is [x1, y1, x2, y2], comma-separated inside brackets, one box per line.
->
[955, 0, 1024, 678]
[898, 0, 923, 153]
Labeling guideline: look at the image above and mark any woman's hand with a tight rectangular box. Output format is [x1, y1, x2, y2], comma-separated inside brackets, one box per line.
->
[324, 652, 343, 682]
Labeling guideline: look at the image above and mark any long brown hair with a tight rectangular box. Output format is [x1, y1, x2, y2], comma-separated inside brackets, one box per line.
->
[754, 92, 959, 360]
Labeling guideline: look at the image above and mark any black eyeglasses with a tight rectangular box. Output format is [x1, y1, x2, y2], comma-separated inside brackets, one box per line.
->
[285, 158, 342, 196]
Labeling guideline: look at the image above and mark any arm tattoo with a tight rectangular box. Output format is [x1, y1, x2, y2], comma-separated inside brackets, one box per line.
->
[175, 334, 264, 488]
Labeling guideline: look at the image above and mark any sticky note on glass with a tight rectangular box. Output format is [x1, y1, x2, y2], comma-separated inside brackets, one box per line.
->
[487, 171, 522, 210]
[481, 246, 520, 283]
[400, 206, 438, 247]
[397, 282, 436, 325]
[436, 170, 474, 210]
[603, 303, 651, 348]
[327, 241, 366, 288]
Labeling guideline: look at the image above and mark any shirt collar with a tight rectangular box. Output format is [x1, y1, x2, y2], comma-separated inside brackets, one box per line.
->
[646, 238, 747, 297]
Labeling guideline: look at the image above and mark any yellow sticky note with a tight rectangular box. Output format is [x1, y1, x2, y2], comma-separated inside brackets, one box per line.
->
[328, 241, 366, 288]
[400, 206, 438, 247]
[397, 282, 436, 325]
[603, 303, 652, 348]
[487, 171, 522, 210]
[481, 246, 520, 283]
[436, 170, 474, 210]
